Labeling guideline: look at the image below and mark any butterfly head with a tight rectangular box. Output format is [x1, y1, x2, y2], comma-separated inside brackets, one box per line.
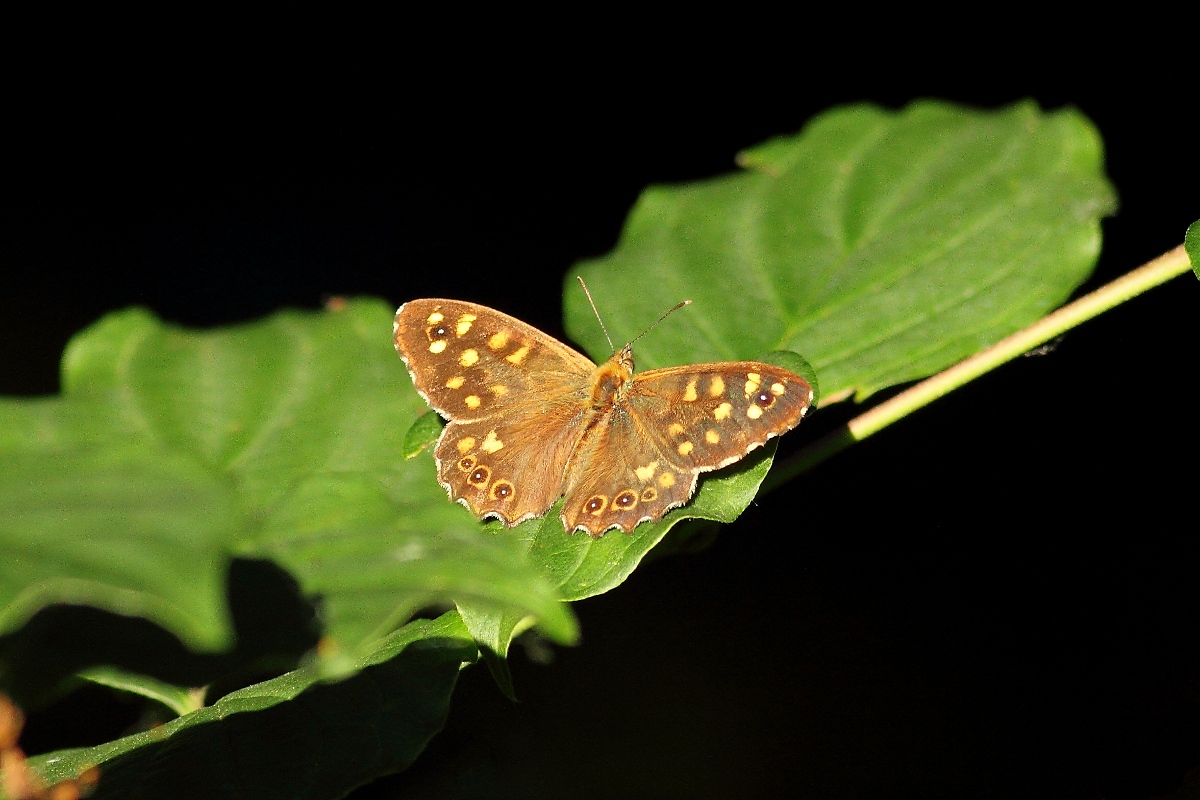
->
[589, 343, 635, 406]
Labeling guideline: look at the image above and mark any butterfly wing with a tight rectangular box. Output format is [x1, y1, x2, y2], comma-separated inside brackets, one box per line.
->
[560, 363, 812, 535]
[394, 299, 598, 525]
[393, 299, 595, 421]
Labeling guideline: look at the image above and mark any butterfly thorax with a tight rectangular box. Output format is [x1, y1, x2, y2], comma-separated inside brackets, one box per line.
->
[588, 345, 635, 409]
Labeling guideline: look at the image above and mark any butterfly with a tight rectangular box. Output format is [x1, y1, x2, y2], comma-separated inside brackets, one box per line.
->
[393, 295, 813, 537]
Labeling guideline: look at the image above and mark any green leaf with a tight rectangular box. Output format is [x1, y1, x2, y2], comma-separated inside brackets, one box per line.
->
[0, 300, 575, 668]
[26, 612, 478, 800]
[1187, 220, 1200, 280]
[566, 100, 1116, 402]
[460, 100, 1116, 695]
[463, 444, 777, 673]
[78, 665, 203, 717]
[524, 442, 776, 601]
[455, 601, 534, 702]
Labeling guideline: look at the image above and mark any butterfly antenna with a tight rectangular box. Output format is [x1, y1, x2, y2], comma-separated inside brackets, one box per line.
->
[576, 276, 616, 353]
[627, 299, 692, 347]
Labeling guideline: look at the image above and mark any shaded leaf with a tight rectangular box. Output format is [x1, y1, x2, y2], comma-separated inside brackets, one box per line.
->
[78, 666, 202, 717]
[455, 602, 534, 702]
[27, 612, 477, 800]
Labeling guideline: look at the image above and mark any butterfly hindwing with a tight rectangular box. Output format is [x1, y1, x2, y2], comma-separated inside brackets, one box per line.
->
[558, 362, 813, 534]
[559, 404, 698, 534]
[434, 395, 587, 526]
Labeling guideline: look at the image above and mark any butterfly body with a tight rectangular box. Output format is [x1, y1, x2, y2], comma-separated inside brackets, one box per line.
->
[394, 299, 812, 537]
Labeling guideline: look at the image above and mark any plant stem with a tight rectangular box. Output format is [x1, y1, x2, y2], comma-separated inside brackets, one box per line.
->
[763, 244, 1193, 492]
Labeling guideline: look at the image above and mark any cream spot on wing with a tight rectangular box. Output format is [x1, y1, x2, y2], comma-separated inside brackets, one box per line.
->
[429, 340, 447, 354]
[427, 312, 444, 324]
[457, 437, 476, 453]
[489, 385, 508, 396]
[506, 345, 530, 365]
[459, 349, 479, 367]
[658, 472, 676, 488]
[744, 372, 761, 396]
[635, 461, 659, 482]
[747, 404, 763, 419]
[683, 379, 698, 402]
[709, 376, 725, 397]
[705, 429, 720, 444]
[677, 441, 694, 456]
[465, 395, 482, 409]
[668, 423, 685, 436]
[481, 430, 504, 453]
[714, 402, 732, 421]
[771, 382, 786, 396]
[488, 331, 510, 350]
[445, 376, 465, 389]
[456, 313, 477, 336]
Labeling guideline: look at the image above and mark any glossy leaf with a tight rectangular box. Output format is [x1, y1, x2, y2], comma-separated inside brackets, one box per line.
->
[566, 100, 1116, 402]
[466, 100, 1118, 679]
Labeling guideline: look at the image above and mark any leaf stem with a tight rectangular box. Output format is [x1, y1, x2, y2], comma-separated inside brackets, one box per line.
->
[763, 244, 1193, 491]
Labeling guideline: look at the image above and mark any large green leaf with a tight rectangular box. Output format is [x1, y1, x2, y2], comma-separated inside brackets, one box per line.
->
[0, 301, 576, 669]
[566, 100, 1116, 402]
[465, 99, 1117, 676]
[26, 612, 476, 800]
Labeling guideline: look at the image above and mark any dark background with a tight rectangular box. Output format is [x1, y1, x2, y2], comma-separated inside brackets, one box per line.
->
[4, 35, 1199, 800]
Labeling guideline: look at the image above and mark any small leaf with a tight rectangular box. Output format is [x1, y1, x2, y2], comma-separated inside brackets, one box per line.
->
[78, 666, 202, 717]
[455, 601, 536, 702]
[402, 410, 444, 458]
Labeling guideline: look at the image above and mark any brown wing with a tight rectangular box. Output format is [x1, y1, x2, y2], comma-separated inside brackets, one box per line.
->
[394, 298, 600, 525]
[393, 299, 595, 422]
[434, 392, 590, 526]
[560, 362, 812, 536]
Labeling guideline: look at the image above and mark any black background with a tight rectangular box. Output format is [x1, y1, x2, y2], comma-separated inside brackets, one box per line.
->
[4, 31, 1199, 800]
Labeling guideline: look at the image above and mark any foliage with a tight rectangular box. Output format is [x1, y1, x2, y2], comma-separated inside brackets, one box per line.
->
[0, 100, 1119, 799]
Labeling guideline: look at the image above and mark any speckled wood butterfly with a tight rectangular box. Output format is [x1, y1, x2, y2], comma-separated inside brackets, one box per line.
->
[393, 293, 813, 537]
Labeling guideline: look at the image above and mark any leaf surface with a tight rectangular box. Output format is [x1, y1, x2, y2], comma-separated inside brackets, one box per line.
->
[27, 613, 476, 800]
[0, 301, 576, 664]
[566, 100, 1116, 402]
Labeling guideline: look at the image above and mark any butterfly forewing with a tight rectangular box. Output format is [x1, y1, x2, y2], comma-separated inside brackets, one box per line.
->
[629, 363, 812, 469]
[394, 299, 595, 421]
[394, 299, 600, 525]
